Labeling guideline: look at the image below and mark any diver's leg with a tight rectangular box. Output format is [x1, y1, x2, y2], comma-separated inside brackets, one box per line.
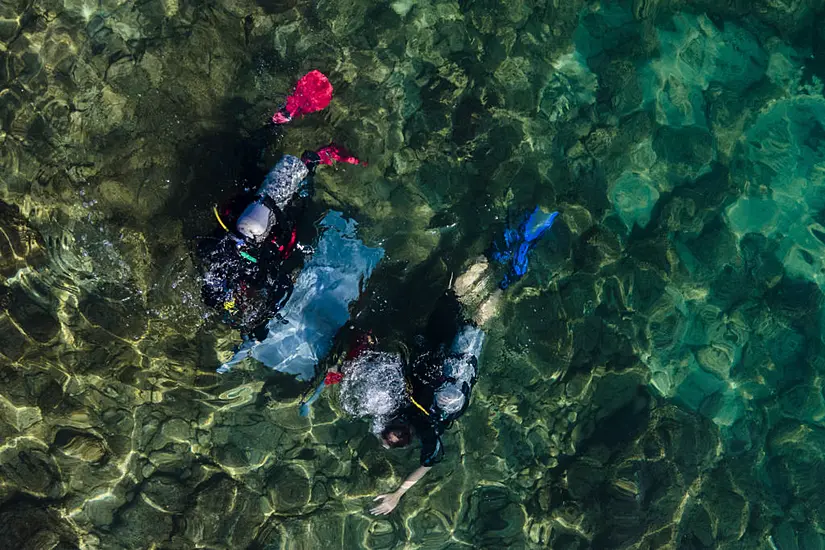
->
[452, 257, 503, 328]
[423, 290, 465, 348]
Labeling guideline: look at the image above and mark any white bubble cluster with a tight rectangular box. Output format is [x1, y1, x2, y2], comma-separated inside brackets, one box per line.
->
[339, 351, 408, 434]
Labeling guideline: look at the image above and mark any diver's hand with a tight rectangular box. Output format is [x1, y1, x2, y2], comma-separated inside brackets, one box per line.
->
[370, 492, 401, 515]
[370, 466, 430, 515]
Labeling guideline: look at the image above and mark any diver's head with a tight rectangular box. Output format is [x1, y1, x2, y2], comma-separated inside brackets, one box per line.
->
[236, 201, 274, 242]
[435, 383, 466, 415]
[381, 421, 412, 449]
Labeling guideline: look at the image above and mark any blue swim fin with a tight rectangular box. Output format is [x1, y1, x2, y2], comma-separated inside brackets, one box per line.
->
[522, 208, 559, 243]
[513, 242, 531, 278]
[492, 206, 559, 289]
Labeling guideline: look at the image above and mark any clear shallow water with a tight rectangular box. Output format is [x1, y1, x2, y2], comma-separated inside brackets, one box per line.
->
[2, 0, 825, 548]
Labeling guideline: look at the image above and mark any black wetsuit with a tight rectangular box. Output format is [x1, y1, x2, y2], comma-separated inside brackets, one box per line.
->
[197, 151, 329, 337]
[197, 189, 308, 336]
[391, 291, 478, 467]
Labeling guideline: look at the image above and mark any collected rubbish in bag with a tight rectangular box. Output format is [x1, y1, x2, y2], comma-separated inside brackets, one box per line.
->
[217, 210, 384, 379]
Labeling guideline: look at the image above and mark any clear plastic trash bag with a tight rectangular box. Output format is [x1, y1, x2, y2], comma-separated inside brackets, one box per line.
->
[217, 210, 384, 380]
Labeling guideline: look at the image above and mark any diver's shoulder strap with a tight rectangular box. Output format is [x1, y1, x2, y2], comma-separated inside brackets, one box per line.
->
[405, 378, 431, 417]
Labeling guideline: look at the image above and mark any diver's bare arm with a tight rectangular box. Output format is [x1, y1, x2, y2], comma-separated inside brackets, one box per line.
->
[398, 465, 431, 494]
[370, 466, 432, 515]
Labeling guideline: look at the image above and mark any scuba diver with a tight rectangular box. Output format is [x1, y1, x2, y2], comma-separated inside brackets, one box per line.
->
[328, 290, 484, 515]
[371, 291, 484, 515]
[197, 71, 363, 338]
[313, 205, 560, 515]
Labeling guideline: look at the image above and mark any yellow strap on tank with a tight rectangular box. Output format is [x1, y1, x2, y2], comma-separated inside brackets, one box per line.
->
[213, 206, 230, 232]
[406, 379, 430, 416]
[409, 395, 430, 416]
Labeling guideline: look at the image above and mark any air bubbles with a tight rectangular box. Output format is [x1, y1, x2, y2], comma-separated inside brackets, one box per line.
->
[339, 351, 408, 434]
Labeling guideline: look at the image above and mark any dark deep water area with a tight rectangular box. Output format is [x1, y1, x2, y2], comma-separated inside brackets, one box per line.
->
[3, 0, 825, 548]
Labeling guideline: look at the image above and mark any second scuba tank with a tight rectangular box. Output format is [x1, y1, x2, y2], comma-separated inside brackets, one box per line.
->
[258, 155, 309, 210]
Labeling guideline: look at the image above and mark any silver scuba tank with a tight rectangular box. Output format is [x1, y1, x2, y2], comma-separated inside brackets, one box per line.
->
[236, 155, 309, 242]
[450, 324, 485, 360]
[258, 155, 309, 210]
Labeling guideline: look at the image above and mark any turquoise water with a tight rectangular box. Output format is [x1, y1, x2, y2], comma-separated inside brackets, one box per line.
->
[2, 0, 825, 548]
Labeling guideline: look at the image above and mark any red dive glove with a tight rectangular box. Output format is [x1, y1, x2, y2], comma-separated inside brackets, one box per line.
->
[272, 70, 334, 124]
[316, 144, 366, 166]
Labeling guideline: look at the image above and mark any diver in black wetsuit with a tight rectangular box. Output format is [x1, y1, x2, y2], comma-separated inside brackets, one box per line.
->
[196, 70, 364, 339]
[331, 290, 484, 515]
[198, 144, 364, 338]
[198, 151, 320, 336]
[373, 291, 482, 514]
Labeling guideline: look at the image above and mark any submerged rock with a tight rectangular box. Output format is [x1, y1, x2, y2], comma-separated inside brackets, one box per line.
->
[53, 428, 108, 463]
[608, 172, 660, 230]
[0, 500, 79, 549]
[640, 13, 767, 128]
